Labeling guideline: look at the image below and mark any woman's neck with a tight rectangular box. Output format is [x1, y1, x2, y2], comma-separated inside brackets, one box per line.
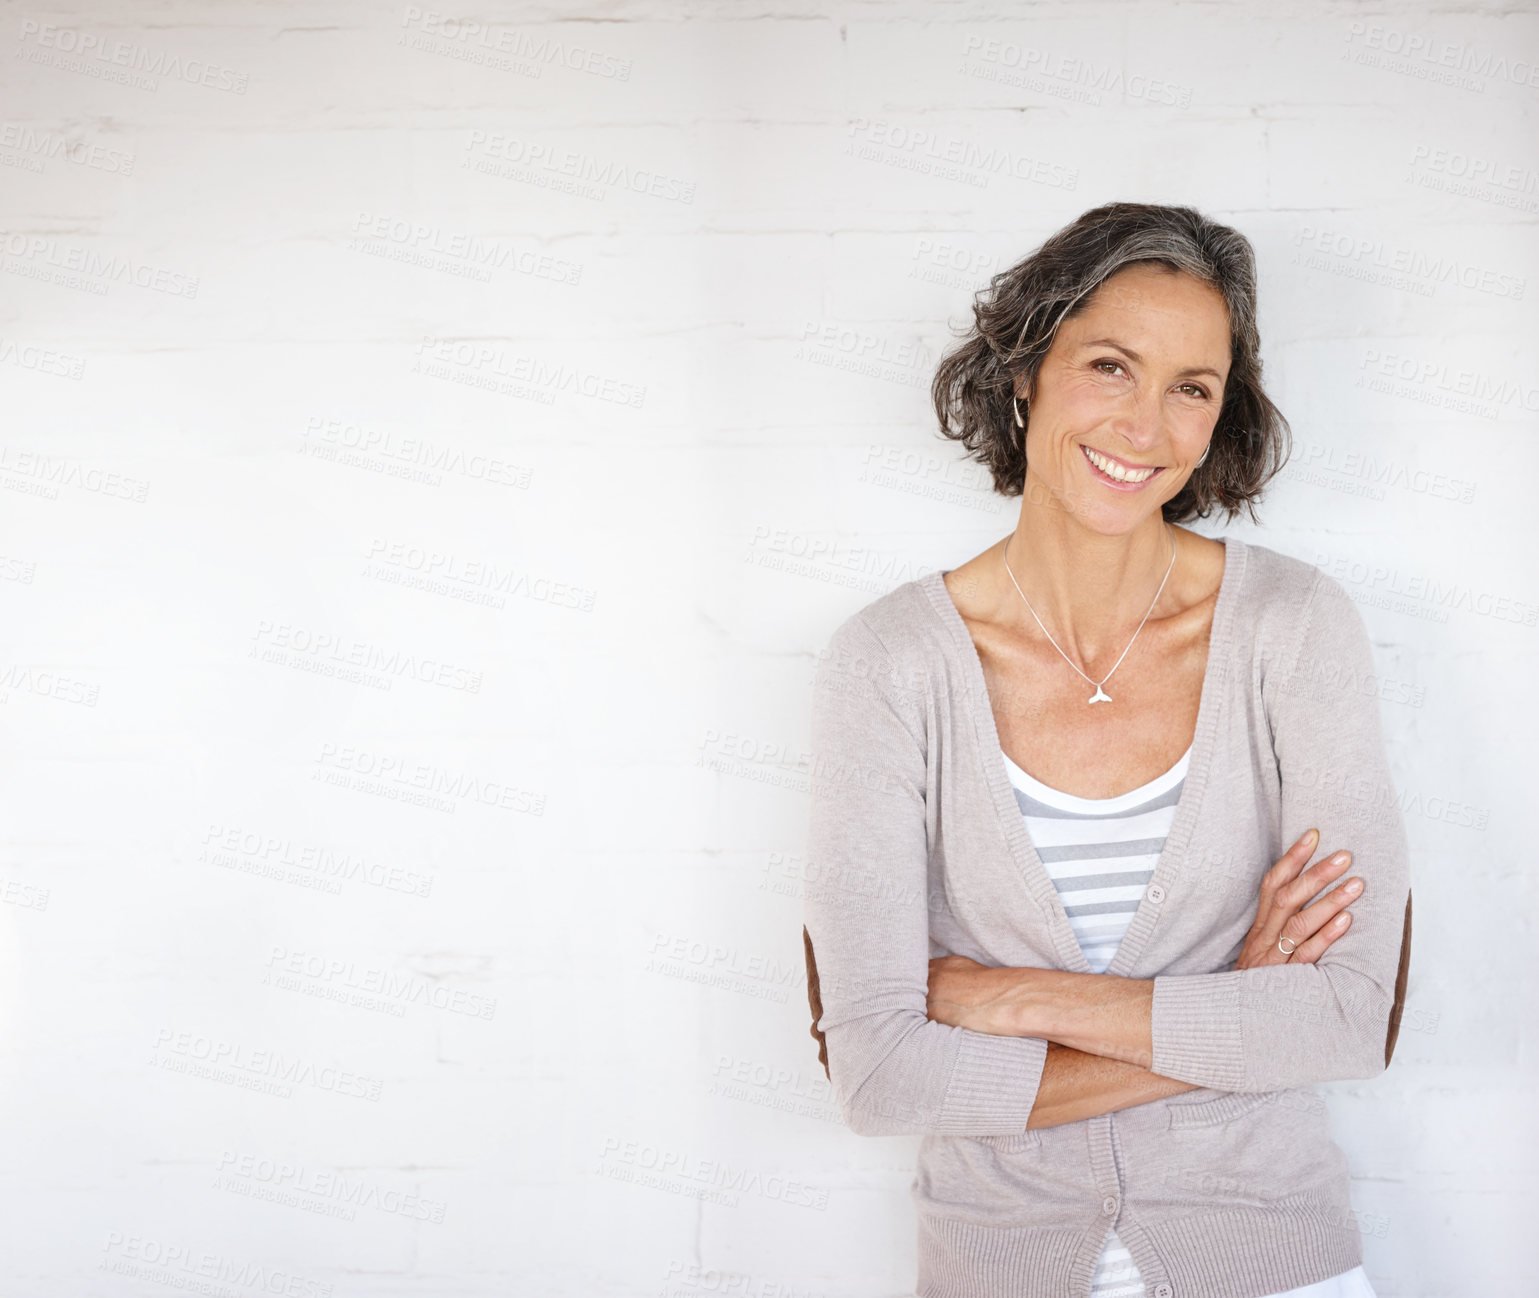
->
[1000, 509, 1179, 665]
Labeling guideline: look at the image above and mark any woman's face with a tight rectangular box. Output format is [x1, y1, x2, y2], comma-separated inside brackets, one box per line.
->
[1019, 262, 1232, 534]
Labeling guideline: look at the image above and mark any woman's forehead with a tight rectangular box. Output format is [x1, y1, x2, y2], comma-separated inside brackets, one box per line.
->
[1081, 265, 1228, 317]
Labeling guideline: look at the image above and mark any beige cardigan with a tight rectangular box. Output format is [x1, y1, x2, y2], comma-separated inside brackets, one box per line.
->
[801, 536, 1412, 1298]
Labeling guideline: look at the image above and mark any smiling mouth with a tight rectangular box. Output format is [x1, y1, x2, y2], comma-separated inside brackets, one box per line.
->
[1081, 444, 1163, 485]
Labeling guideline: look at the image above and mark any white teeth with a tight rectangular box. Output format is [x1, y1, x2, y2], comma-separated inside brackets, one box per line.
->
[1083, 446, 1156, 483]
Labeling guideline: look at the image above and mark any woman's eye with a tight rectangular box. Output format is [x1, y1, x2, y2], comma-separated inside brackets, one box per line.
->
[1178, 383, 1210, 399]
[1094, 360, 1124, 376]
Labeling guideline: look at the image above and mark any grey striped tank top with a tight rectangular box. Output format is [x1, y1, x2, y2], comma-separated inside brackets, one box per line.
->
[1001, 743, 1191, 976]
[1002, 742, 1191, 1298]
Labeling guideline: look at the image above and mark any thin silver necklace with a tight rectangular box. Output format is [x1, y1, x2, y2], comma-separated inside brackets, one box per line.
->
[1001, 524, 1177, 705]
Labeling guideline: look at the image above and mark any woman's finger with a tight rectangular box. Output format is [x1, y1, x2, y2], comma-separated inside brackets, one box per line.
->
[1278, 877, 1365, 963]
[1269, 846, 1352, 922]
[1255, 829, 1318, 920]
[1236, 834, 1316, 969]
[1246, 831, 1323, 957]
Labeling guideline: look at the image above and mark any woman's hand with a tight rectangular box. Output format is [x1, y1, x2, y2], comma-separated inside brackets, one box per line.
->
[1234, 829, 1364, 969]
[926, 954, 990, 1030]
[926, 954, 1045, 1034]
[927, 956, 1146, 1058]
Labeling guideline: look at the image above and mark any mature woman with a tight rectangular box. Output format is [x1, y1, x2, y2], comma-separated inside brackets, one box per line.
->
[801, 203, 1412, 1298]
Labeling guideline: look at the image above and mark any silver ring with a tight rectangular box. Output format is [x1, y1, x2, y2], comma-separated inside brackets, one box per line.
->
[1277, 935, 1297, 956]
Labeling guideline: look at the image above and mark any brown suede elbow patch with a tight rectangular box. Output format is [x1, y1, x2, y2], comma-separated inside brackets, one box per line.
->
[1385, 889, 1412, 1069]
[803, 925, 830, 1081]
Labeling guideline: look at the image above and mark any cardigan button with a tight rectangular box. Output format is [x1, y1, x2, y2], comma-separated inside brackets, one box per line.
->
[1153, 1285, 1174, 1298]
[1102, 1195, 1119, 1215]
[1147, 884, 1165, 903]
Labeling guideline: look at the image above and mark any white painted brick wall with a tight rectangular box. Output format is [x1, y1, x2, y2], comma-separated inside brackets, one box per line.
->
[0, 2, 1532, 1294]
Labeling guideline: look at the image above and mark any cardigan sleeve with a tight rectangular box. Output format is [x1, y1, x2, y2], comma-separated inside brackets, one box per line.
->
[1149, 569, 1413, 1092]
[801, 611, 1049, 1137]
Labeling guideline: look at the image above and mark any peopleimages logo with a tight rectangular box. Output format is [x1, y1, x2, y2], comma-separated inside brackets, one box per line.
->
[349, 212, 584, 286]
[399, 7, 633, 80]
[597, 1137, 830, 1211]
[16, 20, 251, 93]
[149, 1027, 386, 1102]
[0, 123, 136, 175]
[213, 1150, 449, 1224]
[462, 130, 693, 204]
[412, 335, 647, 408]
[99, 1232, 331, 1295]
[1342, 20, 1539, 90]
[1292, 225, 1525, 300]
[0, 230, 200, 297]
[958, 35, 1194, 107]
[845, 118, 1080, 190]
[1357, 349, 1539, 414]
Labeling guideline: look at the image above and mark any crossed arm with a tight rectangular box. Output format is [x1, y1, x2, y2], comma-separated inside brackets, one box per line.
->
[1029, 1041, 1197, 1129]
[926, 828, 1369, 1130]
[926, 961, 1180, 1129]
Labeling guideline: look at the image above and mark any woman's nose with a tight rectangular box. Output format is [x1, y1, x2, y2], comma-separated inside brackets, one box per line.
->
[1108, 386, 1164, 450]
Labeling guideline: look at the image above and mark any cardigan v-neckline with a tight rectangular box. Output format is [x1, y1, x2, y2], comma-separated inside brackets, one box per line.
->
[919, 534, 1247, 977]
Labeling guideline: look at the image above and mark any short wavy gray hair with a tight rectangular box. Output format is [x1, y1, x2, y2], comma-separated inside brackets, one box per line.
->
[930, 201, 1291, 524]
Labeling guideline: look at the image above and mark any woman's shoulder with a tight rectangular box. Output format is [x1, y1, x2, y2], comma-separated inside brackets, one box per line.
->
[1231, 537, 1346, 614]
[1227, 537, 1366, 659]
[817, 569, 954, 673]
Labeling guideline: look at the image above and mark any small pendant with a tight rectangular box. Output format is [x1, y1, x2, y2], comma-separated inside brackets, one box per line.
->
[1088, 684, 1112, 704]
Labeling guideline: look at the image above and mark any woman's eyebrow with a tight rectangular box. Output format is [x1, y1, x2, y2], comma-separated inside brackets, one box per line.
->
[1080, 337, 1224, 382]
